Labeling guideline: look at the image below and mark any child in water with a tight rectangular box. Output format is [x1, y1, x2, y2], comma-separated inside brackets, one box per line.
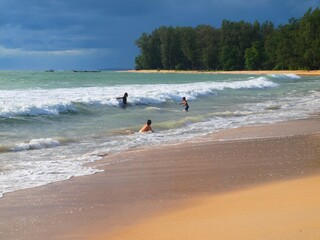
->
[180, 97, 189, 112]
[139, 119, 153, 133]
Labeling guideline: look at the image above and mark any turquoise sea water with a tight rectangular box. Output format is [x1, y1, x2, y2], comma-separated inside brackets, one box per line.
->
[0, 70, 319, 197]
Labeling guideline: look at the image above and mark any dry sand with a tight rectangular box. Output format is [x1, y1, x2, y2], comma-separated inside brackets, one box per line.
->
[0, 118, 319, 240]
[126, 69, 320, 76]
[107, 175, 320, 240]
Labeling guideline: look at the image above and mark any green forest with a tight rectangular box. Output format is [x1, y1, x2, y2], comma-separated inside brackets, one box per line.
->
[135, 8, 320, 71]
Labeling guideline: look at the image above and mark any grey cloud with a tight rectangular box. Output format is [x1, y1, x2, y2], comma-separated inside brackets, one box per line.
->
[0, 0, 318, 70]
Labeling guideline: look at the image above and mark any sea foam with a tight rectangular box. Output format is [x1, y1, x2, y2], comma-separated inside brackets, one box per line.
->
[267, 74, 301, 80]
[0, 77, 277, 118]
[12, 138, 60, 151]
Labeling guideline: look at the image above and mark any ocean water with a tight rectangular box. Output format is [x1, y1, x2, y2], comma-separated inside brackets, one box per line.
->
[0, 71, 319, 197]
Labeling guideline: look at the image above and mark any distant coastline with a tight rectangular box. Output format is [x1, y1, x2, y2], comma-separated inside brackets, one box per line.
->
[123, 69, 320, 76]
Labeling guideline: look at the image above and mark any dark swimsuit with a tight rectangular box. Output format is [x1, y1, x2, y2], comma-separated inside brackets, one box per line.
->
[122, 96, 127, 105]
[185, 102, 189, 111]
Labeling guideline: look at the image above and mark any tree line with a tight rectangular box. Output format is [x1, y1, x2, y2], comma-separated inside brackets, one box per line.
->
[135, 8, 320, 71]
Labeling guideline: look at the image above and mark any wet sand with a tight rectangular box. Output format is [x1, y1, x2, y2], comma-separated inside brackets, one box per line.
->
[0, 118, 319, 240]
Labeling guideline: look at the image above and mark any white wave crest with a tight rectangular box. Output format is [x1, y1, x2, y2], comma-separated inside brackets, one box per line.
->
[0, 77, 277, 118]
[268, 74, 301, 79]
[12, 138, 60, 151]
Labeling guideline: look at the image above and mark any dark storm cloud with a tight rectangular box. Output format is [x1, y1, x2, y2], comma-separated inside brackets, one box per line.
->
[0, 0, 156, 28]
[0, 0, 160, 51]
[0, 0, 318, 69]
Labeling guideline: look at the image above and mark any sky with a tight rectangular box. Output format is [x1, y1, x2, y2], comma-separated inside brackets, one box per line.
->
[0, 0, 318, 70]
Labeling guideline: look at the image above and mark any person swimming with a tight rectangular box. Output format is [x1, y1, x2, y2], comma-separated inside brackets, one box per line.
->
[139, 119, 153, 133]
[179, 97, 189, 112]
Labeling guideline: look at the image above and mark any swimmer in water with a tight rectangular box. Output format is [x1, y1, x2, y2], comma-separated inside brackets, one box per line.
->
[116, 92, 128, 105]
[139, 119, 153, 133]
[179, 97, 189, 112]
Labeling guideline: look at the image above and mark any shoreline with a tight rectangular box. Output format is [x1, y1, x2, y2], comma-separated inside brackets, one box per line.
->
[124, 69, 320, 76]
[0, 117, 319, 239]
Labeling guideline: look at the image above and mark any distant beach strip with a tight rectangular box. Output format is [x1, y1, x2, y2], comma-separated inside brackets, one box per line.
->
[125, 69, 320, 76]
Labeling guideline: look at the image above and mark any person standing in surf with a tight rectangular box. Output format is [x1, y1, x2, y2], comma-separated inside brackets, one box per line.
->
[116, 92, 128, 105]
[180, 97, 189, 112]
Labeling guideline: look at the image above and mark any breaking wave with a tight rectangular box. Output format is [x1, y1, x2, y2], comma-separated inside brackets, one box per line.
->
[11, 138, 60, 151]
[0, 77, 277, 118]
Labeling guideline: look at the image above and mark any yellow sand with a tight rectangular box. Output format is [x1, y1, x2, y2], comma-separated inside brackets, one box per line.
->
[107, 175, 320, 240]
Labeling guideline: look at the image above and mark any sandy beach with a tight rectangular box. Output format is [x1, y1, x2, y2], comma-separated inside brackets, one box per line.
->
[0, 117, 319, 239]
[126, 69, 320, 76]
[107, 175, 320, 240]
